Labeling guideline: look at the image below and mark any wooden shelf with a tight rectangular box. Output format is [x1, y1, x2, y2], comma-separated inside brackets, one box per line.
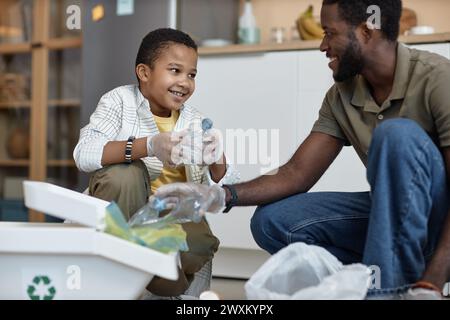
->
[0, 101, 31, 108]
[0, 37, 82, 54]
[0, 42, 32, 54]
[0, 159, 76, 167]
[199, 32, 450, 56]
[46, 37, 82, 50]
[47, 159, 76, 167]
[0, 99, 80, 109]
[0, 159, 30, 167]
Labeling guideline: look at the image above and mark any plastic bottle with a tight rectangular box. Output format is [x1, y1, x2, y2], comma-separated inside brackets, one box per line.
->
[201, 118, 213, 131]
[167, 196, 203, 224]
[128, 195, 203, 227]
[238, 0, 260, 44]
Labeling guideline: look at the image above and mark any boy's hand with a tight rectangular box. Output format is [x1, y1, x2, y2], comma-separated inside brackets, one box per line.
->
[171, 127, 224, 166]
[203, 128, 224, 165]
[147, 131, 188, 167]
[147, 127, 225, 167]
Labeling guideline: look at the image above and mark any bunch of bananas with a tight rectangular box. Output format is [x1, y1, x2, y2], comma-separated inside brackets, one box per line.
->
[296, 5, 324, 40]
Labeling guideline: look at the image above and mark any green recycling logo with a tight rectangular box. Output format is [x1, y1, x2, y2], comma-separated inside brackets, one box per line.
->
[27, 275, 57, 300]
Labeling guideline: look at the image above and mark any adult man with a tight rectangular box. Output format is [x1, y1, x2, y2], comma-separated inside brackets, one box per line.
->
[152, 0, 450, 295]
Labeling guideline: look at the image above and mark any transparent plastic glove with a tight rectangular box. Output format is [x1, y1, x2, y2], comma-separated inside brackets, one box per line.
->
[147, 130, 189, 167]
[171, 127, 203, 166]
[150, 182, 226, 216]
[203, 128, 224, 165]
[171, 121, 224, 166]
[164, 196, 203, 223]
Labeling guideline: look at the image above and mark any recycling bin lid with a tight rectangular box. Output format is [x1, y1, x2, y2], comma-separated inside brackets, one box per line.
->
[23, 181, 109, 230]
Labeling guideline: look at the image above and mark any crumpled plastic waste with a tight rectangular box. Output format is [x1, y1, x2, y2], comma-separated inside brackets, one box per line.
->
[104, 202, 188, 254]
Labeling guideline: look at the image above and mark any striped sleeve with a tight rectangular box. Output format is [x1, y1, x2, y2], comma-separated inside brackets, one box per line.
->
[73, 91, 123, 172]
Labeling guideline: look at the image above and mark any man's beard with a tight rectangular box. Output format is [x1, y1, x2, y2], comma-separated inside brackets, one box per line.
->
[334, 32, 365, 82]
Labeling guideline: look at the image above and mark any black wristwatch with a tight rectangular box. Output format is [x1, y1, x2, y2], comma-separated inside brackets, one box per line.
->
[222, 184, 238, 213]
[125, 136, 135, 163]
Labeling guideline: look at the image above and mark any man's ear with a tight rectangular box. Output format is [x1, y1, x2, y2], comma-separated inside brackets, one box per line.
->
[359, 22, 375, 43]
[136, 63, 150, 82]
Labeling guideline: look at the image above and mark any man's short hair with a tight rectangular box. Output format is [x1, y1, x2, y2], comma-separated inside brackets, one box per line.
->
[322, 0, 402, 41]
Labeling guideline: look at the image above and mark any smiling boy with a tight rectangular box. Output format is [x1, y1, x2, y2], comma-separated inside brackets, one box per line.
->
[74, 28, 239, 297]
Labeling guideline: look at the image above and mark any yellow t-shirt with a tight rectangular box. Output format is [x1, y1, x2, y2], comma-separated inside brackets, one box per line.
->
[151, 110, 187, 193]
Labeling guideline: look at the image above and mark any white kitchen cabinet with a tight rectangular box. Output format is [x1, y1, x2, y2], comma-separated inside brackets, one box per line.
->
[190, 51, 299, 251]
[296, 50, 369, 193]
[408, 43, 450, 59]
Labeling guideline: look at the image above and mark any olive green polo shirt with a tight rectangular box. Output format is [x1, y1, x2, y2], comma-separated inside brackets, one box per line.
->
[312, 43, 450, 166]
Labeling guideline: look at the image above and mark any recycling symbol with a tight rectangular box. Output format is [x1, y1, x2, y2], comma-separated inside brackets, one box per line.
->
[27, 275, 57, 300]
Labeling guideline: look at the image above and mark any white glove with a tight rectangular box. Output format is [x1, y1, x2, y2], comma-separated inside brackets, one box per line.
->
[170, 126, 224, 166]
[147, 131, 189, 167]
[149, 182, 226, 216]
[171, 126, 203, 166]
[147, 126, 224, 167]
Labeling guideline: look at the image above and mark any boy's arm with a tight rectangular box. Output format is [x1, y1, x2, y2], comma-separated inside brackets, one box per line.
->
[208, 154, 227, 183]
[101, 137, 148, 166]
[73, 92, 122, 172]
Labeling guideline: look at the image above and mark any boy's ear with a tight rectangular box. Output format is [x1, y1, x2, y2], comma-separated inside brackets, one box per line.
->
[136, 63, 151, 82]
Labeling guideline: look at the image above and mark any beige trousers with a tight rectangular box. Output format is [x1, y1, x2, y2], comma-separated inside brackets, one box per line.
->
[89, 161, 219, 296]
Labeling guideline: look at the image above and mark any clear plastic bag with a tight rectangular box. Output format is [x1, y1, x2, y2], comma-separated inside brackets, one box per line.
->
[104, 191, 208, 253]
[128, 196, 203, 227]
[245, 242, 370, 300]
[104, 202, 188, 254]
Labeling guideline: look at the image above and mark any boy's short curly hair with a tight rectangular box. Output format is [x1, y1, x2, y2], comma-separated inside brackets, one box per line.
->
[135, 28, 197, 70]
[322, 0, 402, 41]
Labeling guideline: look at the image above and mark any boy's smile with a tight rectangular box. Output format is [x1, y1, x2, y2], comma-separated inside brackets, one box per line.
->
[139, 43, 198, 117]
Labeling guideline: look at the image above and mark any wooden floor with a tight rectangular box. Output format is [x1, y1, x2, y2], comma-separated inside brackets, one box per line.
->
[210, 277, 247, 300]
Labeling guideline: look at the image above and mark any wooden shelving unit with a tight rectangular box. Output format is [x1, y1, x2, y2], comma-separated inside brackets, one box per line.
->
[0, 99, 80, 109]
[0, 159, 30, 167]
[0, 0, 82, 222]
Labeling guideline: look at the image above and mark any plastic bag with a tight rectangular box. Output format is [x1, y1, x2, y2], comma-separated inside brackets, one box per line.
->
[245, 242, 370, 300]
[104, 202, 188, 254]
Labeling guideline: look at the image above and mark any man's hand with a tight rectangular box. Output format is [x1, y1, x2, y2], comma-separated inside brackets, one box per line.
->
[149, 183, 226, 216]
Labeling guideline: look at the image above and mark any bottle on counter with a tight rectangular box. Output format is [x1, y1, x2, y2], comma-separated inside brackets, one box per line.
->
[238, 0, 260, 44]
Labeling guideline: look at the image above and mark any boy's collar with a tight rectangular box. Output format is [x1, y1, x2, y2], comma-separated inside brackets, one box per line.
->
[135, 85, 148, 110]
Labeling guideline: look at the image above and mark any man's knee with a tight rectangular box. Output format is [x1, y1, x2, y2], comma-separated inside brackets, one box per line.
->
[251, 204, 280, 252]
[372, 118, 424, 148]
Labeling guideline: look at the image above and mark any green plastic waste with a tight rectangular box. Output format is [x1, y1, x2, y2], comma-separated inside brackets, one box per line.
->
[104, 202, 188, 254]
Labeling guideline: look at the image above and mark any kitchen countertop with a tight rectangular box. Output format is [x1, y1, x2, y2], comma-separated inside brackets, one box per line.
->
[198, 32, 450, 56]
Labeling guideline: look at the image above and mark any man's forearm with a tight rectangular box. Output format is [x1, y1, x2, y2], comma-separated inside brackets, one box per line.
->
[224, 162, 307, 206]
[223, 132, 344, 207]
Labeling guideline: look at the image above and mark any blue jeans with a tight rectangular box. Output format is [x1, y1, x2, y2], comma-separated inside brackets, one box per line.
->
[251, 119, 449, 289]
